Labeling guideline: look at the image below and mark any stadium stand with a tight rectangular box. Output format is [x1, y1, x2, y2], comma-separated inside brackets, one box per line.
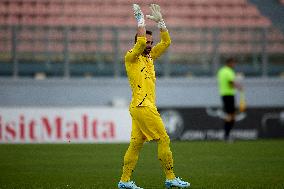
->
[0, 0, 273, 27]
[0, 0, 283, 77]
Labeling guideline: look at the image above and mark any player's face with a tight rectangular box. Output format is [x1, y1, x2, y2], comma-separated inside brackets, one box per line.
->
[143, 34, 153, 55]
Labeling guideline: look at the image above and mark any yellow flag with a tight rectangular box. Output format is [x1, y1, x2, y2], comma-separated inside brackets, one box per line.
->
[239, 91, 246, 112]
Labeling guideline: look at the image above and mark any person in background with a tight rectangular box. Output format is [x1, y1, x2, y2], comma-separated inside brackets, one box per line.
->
[217, 57, 243, 142]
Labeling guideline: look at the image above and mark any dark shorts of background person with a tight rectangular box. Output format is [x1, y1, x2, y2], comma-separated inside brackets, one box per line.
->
[222, 95, 235, 114]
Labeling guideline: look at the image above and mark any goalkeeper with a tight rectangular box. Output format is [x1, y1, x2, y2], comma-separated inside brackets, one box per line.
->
[118, 4, 190, 189]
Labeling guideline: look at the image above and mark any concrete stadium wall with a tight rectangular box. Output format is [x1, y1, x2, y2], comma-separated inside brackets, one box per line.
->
[0, 78, 283, 107]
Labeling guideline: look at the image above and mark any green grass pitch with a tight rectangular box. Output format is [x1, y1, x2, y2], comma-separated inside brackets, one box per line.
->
[0, 140, 284, 189]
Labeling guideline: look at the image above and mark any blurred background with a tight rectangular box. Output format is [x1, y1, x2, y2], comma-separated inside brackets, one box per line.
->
[0, 0, 284, 143]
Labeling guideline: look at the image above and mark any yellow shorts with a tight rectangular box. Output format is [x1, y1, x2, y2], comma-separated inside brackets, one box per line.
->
[129, 106, 169, 141]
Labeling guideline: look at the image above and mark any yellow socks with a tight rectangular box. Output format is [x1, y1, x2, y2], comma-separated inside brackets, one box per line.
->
[158, 136, 175, 180]
[120, 138, 144, 182]
[120, 136, 175, 182]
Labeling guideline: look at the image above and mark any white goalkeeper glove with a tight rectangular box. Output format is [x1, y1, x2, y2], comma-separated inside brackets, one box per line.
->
[133, 4, 145, 27]
[146, 4, 167, 29]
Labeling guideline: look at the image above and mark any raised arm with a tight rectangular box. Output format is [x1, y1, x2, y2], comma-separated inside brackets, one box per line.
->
[150, 30, 171, 60]
[125, 4, 147, 62]
[146, 4, 171, 60]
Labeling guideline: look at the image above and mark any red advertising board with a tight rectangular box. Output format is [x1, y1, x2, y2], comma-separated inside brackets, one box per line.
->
[0, 107, 132, 143]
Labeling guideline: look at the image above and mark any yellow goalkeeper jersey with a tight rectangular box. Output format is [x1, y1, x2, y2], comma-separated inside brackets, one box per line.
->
[125, 31, 171, 108]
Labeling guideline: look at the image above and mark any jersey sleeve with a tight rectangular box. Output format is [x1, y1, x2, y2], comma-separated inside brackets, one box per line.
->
[228, 70, 236, 82]
[125, 37, 147, 63]
[150, 30, 171, 60]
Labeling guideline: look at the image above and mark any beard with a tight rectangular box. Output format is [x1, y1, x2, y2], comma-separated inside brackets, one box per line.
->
[143, 47, 152, 55]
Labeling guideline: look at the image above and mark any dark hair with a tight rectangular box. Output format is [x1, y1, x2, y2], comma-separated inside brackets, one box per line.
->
[134, 30, 152, 43]
[225, 57, 237, 64]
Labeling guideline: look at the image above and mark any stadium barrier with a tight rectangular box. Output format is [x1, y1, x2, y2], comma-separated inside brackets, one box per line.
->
[1, 106, 284, 143]
[160, 107, 284, 141]
[0, 107, 131, 143]
[0, 25, 283, 77]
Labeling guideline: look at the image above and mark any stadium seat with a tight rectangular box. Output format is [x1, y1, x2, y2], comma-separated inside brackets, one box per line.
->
[0, 0, 283, 66]
[0, 0, 273, 28]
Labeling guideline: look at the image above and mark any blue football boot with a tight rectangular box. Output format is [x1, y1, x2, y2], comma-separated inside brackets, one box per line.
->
[118, 180, 143, 189]
[165, 177, 190, 188]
